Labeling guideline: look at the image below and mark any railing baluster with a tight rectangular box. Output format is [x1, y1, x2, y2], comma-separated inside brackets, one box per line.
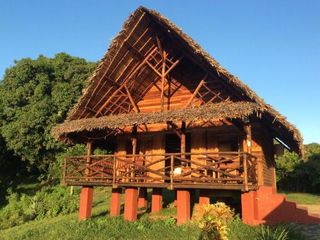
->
[243, 153, 248, 191]
[63, 152, 257, 189]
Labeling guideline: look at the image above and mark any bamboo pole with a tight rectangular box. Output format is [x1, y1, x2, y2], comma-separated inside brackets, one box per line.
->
[131, 126, 138, 180]
[170, 154, 174, 190]
[160, 51, 167, 112]
[243, 153, 248, 191]
[180, 121, 186, 166]
[85, 142, 92, 181]
[243, 123, 252, 190]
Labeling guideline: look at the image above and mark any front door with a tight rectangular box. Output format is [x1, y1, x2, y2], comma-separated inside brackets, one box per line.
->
[165, 133, 191, 168]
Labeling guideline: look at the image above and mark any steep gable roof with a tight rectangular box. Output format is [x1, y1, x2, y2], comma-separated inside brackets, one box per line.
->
[55, 7, 303, 155]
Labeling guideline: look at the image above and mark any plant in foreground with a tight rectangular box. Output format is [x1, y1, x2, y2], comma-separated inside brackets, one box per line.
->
[256, 225, 289, 240]
[197, 202, 234, 240]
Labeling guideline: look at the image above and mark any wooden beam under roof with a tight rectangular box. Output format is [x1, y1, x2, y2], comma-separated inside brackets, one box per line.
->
[185, 74, 207, 107]
[160, 51, 167, 112]
[85, 12, 147, 106]
[94, 47, 158, 117]
[125, 84, 140, 113]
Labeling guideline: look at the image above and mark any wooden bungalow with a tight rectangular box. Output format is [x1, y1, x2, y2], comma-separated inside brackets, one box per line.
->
[53, 7, 319, 225]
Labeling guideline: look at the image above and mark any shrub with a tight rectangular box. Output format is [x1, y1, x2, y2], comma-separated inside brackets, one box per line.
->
[276, 143, 320, 193]
[197, 202, 234, 240]
[0, 185, 79, 229]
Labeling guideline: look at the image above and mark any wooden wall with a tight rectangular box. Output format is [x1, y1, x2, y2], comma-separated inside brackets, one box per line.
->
[251, 124, 276, 187]
[137, 78, 202, 112]
[115, 123, 276, 187]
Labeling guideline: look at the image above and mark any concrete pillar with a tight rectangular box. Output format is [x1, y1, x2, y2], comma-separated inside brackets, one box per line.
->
[177, 189, 191, 225]
[241, 191, 256, 225]
[138, 188, 148, 208]
[110, 188, 122, 216]
[151, 188, 163, 213]
[79, 186, 93, 221]
[124, 187, 138, 221]
[199, 189, 210, 205]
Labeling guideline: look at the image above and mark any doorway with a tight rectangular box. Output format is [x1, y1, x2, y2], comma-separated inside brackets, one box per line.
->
[165, 133, 191, 168]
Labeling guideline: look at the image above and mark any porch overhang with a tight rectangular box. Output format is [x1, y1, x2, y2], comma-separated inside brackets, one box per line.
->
[52, 101, 302, 155]
[53, 101, 260, 141]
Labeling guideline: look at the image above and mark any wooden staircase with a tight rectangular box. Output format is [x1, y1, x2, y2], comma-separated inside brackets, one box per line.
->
[242, 186, 320, 225]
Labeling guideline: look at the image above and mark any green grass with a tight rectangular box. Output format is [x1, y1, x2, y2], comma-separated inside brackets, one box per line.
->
[0, 187, 309, 240]
[282, 192, 320, 205]
[0, 190, 200, 240]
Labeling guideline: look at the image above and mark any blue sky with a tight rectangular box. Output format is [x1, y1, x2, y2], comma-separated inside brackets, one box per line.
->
[1, 1, 319, 143]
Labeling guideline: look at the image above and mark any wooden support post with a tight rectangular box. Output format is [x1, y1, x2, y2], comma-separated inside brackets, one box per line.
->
[124, 187, 138, 221]
[138, 187, 148, 208]
[199, 189, 210, 205]
[85, 141, 92, 178]
[243, 154, 248, 191]
[131, 126, 137, 156]
[243, 123, 252, 190]
[110, 188, 122, 216]
[79, 186, 93, 221]
[181, 121, 186, 164]
[131, 126, 137, 179]
[244, 124, 252, 154]
[79, 141, 94, 221]
[151, 188, 163, 213]
[177, 189, 191, 225]
[170, 155, 174, 190]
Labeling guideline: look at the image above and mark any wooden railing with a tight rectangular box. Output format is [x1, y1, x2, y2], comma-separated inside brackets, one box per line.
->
[63, 152, 258, 191]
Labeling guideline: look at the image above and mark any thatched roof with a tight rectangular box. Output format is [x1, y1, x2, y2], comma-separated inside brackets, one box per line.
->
[53, 6, 303, 155]
[53, 101, 261, 140]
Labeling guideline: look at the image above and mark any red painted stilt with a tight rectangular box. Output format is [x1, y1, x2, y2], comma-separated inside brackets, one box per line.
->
[79, 186, 93, 221]
[124, 187, 138, 221]
[199, 189, 210, 205]
[151, 188, 163, 213]
[177, 189, 191, 225]
[110, 188, 122, 216]
[138, 187, 148, 208]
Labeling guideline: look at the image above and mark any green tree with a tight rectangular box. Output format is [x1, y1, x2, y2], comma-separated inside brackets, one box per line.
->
[276, 143, 320, 192]
[0, 53, 96, 173]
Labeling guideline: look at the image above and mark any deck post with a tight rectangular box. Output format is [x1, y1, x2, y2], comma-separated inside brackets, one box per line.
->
[110, 188, 122, 216]
[124, 187, 138, 221]
[199, 189, 210, 205]
[131, 125, 137, 179]
[138, 187, 148, 208]
[79, 186, 93, 221]
[151, 188, 163, 213]
[79, 141, 94, 221]
[85, 141, 92, 178]
[177, 189, 191, 225]
[180, 121, 186, 162]
[243, 122, 252, 190]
